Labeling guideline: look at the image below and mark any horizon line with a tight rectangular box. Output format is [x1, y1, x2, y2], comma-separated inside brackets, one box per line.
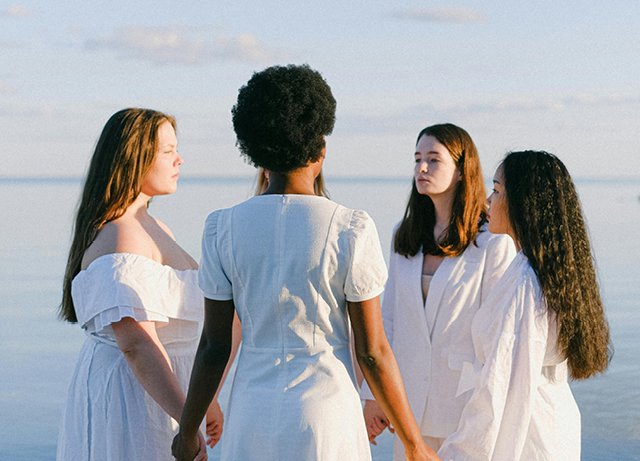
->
[1, 174, 640, 185]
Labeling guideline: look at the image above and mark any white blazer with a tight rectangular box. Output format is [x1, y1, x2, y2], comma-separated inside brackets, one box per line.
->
[361, 229, 516, 441]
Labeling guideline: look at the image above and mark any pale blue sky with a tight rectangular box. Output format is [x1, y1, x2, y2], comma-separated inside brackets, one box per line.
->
[2, 1, 639, 178]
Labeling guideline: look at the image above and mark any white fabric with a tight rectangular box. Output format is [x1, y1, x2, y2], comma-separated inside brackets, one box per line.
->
[438, 252, 581, 461]
[199, 194, 387, 461]
[360, 229, 516, 460]
[56, 253, 203, 461]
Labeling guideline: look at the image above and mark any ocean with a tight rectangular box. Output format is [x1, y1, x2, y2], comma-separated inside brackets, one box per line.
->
[1, 176, 638, 460]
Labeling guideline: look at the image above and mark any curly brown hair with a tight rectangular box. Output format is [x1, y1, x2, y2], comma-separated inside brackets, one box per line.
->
[502, 150, 611, 379]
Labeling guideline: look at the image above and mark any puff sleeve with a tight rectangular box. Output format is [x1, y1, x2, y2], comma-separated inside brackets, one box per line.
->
[198, 211, 233, 301]
[344, 210, 388, 303]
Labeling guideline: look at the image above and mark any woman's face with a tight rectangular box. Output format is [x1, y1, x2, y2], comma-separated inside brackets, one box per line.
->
[414, 135, 460, 199]
[487, 164, 515, 241]
[141, 121, 182, 197]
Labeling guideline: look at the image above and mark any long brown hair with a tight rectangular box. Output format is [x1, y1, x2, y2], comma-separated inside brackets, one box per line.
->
[60, 108, 176, 323]
[394, 123, 487, 257]
[502, 150, 611, 379]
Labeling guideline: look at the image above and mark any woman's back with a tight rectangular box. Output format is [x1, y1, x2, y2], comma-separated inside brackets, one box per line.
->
[201, 194, 386, 350]
[199, 194, 387, 460]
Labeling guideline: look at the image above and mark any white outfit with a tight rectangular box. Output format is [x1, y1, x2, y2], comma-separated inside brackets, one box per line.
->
[439, 252, 581, 460]
[360, 229, 516, 460]
[56, 253, 203, 461]
[199, 195, 387, 461]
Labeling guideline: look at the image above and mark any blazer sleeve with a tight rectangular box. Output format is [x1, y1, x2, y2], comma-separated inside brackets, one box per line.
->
[480, 233, 517, 304]
[359, 237, 398, 400]
[438, 275, 549, 460]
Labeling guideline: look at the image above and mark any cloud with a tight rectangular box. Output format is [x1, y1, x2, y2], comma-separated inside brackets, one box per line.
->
[404, 92, 640, 117]
[85, 26, 285, 65]
[339, 92, 640, 135]
[1, 4, 31, 17]
[391, 7, 486, 24]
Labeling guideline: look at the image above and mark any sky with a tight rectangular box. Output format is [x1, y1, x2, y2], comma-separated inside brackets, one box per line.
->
[2, 1, 639, 179]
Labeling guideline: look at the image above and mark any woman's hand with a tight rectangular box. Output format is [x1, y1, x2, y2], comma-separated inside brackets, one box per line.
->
[405, 441, 441, 461]
[363, 399, 393, 444]
[172, 431, 207, 461]
[205, 400, 224, 448]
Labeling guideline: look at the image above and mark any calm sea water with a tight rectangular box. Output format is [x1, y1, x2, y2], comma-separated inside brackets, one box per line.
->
[1, 176, 639, 460]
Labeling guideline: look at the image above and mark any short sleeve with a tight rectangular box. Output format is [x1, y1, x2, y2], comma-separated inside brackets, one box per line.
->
[344, 210, 388, 302]
[199, 211, 233, 300]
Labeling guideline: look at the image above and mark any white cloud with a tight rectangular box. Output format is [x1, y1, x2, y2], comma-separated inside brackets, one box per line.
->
[2, 4, 31, 17]
[85, 26, 285, 65]
[391, 7, 486, 24]
[404, 92, 640, 117]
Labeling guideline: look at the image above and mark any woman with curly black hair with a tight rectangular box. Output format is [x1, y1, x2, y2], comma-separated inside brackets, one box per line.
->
[172, 65, 438, 461]
[439, 151, 611, 460]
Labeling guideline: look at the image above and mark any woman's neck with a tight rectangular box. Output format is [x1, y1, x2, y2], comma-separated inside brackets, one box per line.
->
[122, 193, 151, 220]
[263, 168, 317, 195]
[430, 193, 454, 240]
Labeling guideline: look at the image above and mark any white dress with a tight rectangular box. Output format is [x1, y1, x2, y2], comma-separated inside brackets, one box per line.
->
[199, 195, 388, 461]
[439, 252, 581, 460]
[56, 253, 203, 461]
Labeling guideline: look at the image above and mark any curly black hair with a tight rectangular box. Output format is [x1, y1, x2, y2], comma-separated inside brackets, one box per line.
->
[502, 150, 611, 379]
[231, 64, 336, 173]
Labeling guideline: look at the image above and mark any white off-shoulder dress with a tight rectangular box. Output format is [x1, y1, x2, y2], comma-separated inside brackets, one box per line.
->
[56, 253, 203, 461]
[199, 195, 388, 461]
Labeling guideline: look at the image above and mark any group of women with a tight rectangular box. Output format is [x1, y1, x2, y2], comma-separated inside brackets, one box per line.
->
[56, 64, 611, 461]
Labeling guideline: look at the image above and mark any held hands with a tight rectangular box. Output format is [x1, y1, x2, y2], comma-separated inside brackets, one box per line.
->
[363, 399, 394, 445]
[205, 400, 224, 448]
[171, 430, 207, 461]
[405, 441, 441, 461]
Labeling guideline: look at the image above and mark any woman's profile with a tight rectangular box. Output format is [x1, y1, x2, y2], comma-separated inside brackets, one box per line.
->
[57, 108, 218, 460]
[439, 150, 611, 460]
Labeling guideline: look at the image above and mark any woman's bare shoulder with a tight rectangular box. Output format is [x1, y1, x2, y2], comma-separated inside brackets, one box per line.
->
[81, 218, 154, 269]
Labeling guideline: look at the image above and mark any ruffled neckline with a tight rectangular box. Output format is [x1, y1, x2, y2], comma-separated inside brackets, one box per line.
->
[78, 252, 198, 275]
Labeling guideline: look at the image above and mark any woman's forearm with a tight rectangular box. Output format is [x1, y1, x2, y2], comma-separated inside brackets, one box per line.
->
[180, 333, 231, 436]
[356, 342, 423, 450]
[114, 319, 185, 422]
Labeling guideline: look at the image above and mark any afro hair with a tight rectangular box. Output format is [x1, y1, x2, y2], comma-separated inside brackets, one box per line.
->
[232, 64, 336, 172]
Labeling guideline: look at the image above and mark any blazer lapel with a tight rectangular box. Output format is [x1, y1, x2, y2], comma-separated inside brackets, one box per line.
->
[424, 254, 465, 340]
[406, 252, 430, 344]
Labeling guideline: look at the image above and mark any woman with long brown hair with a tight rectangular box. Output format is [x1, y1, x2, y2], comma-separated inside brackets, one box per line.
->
[361, 124, 516, 458]
[439, 150, 611, 460]
[56, 108, 217, 460]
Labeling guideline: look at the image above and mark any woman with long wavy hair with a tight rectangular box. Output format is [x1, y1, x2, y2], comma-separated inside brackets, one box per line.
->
[439, 150, 611, 460]
[57, 108, 219, 460]
[361, 123, 516, 458]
